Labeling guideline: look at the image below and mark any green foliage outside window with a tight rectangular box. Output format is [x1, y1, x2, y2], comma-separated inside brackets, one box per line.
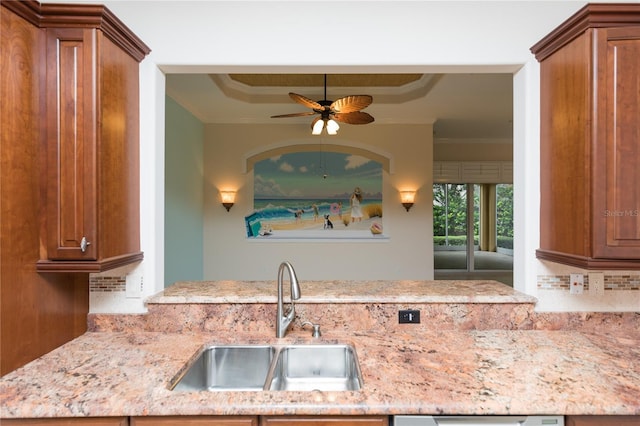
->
[433, 183, 513, 250]
[497, 184, 513, 249]
[433, 184, 479, 244]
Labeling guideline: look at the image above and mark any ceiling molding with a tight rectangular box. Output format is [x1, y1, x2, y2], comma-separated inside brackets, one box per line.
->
[210, 73, 445, 105]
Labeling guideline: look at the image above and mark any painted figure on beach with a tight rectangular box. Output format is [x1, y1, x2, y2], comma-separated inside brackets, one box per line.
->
[350, 187, 363, 223]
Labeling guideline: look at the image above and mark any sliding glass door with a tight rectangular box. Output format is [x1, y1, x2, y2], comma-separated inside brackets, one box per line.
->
[433, 183, 513, 285]
[433, 184, 477, 270]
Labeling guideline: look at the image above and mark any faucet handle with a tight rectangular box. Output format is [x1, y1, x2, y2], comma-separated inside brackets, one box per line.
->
[301, 321, 322, 338]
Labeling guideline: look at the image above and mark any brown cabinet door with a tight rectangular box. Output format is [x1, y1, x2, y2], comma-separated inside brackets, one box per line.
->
[44, 27, 98, 261]
[566, 415, 640, 426]
[261, 416, 388, 426]
[37, 17, 146, 273]
[1, 418, 128, 426]
[593, 26, 640, 259]
[131, 416, 257, 426]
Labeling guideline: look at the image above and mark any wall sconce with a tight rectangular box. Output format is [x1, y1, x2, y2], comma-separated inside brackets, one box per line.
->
[400, 190, 416, 212]
[220, 191, 236, 212]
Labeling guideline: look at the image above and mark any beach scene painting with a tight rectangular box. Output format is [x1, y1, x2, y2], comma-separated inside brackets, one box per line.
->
[245, 150, 383, 238]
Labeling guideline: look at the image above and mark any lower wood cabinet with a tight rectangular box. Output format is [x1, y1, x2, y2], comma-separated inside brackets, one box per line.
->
[566, 416, 640, 426]
[131, 416, 257, 425]
[129, 416, 387, 426]
[260, 416, 388, 426]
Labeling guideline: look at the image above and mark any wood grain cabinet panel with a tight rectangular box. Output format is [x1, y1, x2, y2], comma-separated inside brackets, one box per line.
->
[43, 27, 98, 262]
[566, 415, 640, 426]
[34, 4, 150, 273]
[1, 0, 92, 376]
[131, 416, 258, 426]
[261, 416, 388, 426]
[531, 4, 640, 269]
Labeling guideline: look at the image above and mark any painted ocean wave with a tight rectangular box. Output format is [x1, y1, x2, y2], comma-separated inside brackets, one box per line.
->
[253, 199, 380, 221]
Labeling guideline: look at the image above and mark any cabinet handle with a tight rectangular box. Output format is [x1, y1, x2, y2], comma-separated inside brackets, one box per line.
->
[80, 236, 91, 253]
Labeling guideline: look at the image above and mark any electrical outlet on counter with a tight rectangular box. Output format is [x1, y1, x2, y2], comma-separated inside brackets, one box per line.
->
[570, 273, 584, 295]
[398, 309, 420, 324]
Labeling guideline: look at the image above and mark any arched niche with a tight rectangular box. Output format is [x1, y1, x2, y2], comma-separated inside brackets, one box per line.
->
[243, 142, 393, 174]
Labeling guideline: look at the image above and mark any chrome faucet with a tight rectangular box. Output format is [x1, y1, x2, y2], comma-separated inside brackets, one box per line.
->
[276, 261, 301, 338]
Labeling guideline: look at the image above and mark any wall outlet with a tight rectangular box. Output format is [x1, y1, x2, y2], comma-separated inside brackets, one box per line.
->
[126, 273, 143, 299]
[589, 272, 605, 296]
[569, 273, 584, 295]
[399, 309, 420, 324]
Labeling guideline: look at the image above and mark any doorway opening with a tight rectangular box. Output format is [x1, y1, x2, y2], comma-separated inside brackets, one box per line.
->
[433, 183, 513, 285]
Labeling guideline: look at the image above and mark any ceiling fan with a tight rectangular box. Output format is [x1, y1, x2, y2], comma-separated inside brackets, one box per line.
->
[270, 74, 374, 135]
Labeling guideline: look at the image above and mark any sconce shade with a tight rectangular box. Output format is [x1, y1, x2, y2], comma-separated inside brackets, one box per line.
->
[220, 191, 236, 212]
[400, 190, 416, 212]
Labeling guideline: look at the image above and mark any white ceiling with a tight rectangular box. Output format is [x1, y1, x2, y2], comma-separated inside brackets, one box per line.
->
[165, 72, 514, 141]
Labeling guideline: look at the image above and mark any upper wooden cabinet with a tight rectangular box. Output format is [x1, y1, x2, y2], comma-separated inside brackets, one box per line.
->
[531, 4, 640, 270]
[10, 2, 151, 273]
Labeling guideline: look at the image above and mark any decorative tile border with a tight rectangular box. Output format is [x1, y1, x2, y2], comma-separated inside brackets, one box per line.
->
[607, 275, 640, 290]
[538, 275, 571, 290]
[537, 274, 640, 291]
[89, 276, 126, 292]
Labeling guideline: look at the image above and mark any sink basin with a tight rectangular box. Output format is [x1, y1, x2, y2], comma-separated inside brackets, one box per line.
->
[170, 344, 362, 392]
[171, 345, 275, 391]
[268, 344, 362, 391]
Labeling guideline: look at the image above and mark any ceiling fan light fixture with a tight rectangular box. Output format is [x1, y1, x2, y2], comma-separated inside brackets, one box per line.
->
[272, 74, 373, 135]
[326, 118, 339, 135]
[311, 117, 324, 135]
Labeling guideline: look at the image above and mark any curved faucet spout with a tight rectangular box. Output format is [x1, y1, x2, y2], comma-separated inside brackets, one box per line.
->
[276, 261, 301, 338]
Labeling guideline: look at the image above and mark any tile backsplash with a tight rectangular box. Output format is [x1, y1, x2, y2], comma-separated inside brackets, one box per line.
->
[92, 274, 640, 293]
[538, 274, 640, 291]
[89, 276, 126, 292]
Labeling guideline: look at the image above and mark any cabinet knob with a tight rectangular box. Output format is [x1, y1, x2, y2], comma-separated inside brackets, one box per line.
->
[80, 236, 91, 253]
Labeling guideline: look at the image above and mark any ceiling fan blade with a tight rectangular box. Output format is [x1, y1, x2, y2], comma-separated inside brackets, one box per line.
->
[331, 95, 373, 113]
[289, 93, 324, 111]
[271, 112, 317, 118]
[333, 111, 375, 125]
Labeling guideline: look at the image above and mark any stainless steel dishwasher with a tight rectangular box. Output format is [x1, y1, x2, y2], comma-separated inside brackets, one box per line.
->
[393, 416, 564, 426]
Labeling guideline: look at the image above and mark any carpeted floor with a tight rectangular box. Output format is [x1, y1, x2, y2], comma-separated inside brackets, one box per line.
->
[434, 250, 513, 270]
[434, 250, 513, 286]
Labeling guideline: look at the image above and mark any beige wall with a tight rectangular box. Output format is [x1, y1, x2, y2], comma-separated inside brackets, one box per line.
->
[202, 123, 435, 281]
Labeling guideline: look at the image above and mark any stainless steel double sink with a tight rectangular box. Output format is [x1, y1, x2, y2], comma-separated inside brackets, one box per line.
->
[170, 344, 362, 392]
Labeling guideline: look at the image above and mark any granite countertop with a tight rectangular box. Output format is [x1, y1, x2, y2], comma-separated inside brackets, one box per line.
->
[1, 280, 638, 419]
[1, 328, 639, 418]
[146, 280, 538, 304]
